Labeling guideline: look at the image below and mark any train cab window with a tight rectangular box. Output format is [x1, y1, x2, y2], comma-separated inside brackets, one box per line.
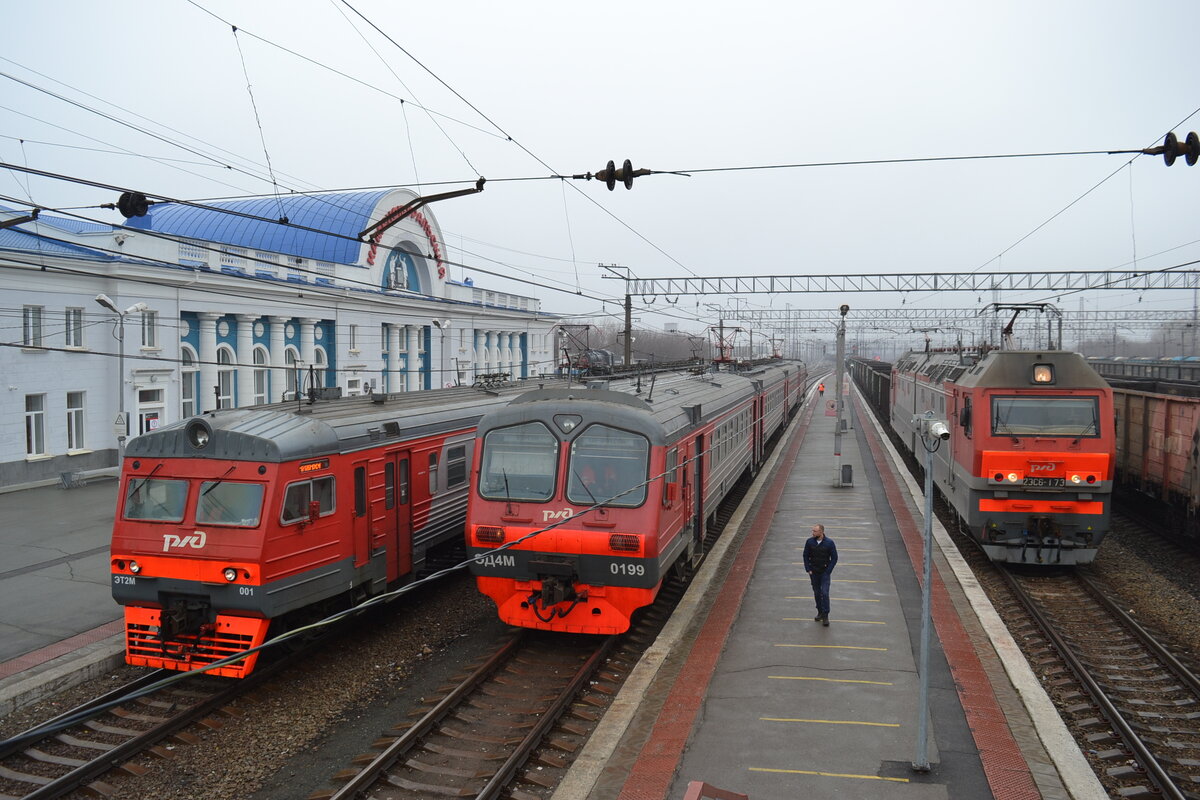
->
[123, 478, 187, 522]
[991, 396, 1100, 438]
[447, 445, 468, 488]
[197, 481, 264, 527]
[567, 424, 649, 507]
[479, 422, 558, 501]
[281, 476, 335, 525]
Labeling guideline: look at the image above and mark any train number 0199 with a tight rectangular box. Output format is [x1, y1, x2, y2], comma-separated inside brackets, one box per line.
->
[610, 563, 645, 576]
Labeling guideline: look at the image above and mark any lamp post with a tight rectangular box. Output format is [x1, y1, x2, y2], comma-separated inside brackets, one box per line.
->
[431, 319, 451, 387]
[912, 410, 950, 773]
[95, 294, 148, 463]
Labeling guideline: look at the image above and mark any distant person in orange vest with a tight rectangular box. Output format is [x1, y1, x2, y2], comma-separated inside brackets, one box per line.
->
[818, 382, 825, 395]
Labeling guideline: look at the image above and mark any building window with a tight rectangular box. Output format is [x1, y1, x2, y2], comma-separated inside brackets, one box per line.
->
[315, 347, 329, 386]
[217, 347, 235, 408]
[22, 305, 43, 347]
[285, 348, 300, 398]
[66, 391, 85, 450]
[253, 347, 268, 405]
[25, 394, 45, 456]
[181, 346, 197, 418]
[141, 310, 158, 348]
[65, 308, 83, 348]
[349, 324, 358, 353]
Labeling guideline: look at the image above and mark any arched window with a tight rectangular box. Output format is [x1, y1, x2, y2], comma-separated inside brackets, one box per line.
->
[181, 345, 198, 418]
[285, 347, 300, 399]
[314, 346, 329, 388]
[217, 346, 235, 408]
[253, 346, 269, 405]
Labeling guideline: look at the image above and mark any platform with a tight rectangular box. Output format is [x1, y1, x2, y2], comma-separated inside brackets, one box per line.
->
[555, 386, 1106, 800]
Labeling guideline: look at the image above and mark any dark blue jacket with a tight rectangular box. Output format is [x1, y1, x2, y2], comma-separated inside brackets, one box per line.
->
[803, 536, 838, 574]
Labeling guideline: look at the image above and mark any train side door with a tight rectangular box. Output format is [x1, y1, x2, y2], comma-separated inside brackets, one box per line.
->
[389, 453, 412, 578]
[352, 460, 371, 568]
[692, 434, 705, 547]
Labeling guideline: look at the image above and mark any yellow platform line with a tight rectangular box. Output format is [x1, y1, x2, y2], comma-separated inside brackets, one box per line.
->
[786, 596, 879, 602]
[775, 644, 889, 651]
[762, 717, 900, 727]
[749, 767, 909, 783]
[783, 618, 885, 624]
[769, 675, 893, 685]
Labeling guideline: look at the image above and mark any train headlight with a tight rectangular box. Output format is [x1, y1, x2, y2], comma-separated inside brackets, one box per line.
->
[1032, 364, 1055, 384]
[477, 526, 505, 544]
[1007, 472, 1019, 483]
[223, 567, 238, 582]
[609, 534, 641, 553]
[187, 421, 211, 449]
[1070, 474, 1082, 484]
[129, 561, 141, 574]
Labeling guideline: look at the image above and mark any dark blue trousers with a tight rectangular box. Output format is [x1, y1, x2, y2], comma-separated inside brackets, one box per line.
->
[810, 570, 832, 617]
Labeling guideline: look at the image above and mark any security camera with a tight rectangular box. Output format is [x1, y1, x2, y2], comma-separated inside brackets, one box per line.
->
[839, 304, 850, 317]
[929, 421, 951, 440]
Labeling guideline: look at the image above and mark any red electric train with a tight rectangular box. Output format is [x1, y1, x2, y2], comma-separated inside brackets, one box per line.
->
[464, 362, 807, 634]
[110, 382, 558, 677]
[857, 349, 1114, 564]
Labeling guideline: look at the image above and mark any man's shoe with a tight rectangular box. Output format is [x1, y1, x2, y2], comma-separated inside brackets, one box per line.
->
[814, 614, 823, 621]
[822, 616, 830, 627]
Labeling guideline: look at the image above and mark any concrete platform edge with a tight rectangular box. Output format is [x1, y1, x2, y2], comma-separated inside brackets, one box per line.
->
[856, 388, 1107, 800]
[0, 636, 125, 719]
[550, 394, 810, 800]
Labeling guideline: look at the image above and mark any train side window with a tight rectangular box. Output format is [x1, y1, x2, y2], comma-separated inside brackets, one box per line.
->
[429, 452, 439, 495]
[663, 447, 678, 508]
[447, 445, 467, 488]
[385, 462, 395, 509]
[281, 476, 335, 525]
[354, 467, 366, 517]
[961, 398, 972, 438]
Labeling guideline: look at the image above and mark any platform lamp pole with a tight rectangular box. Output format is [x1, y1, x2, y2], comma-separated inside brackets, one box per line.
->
[95, 294, 148, 464]
[832, 303, 849, 487]
[912, 410, 949, 773]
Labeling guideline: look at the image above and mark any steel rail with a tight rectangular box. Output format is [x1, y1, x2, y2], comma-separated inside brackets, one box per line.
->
[997, 569, 1187, 800]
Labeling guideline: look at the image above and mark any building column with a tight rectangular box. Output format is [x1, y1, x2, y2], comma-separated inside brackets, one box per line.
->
[406, 325, 421, 392]
[236, 314, 256, 408]
[300, 318, 319, 393]
[484, 331, 496, 372]
[197, 312, 221, 413]
[473, 330, 485, 378]
[269, 316, 288, 403]
[389, 324, 405, 393]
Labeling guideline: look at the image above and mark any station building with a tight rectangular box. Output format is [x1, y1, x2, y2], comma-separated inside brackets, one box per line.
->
[1, 190, 557, 489]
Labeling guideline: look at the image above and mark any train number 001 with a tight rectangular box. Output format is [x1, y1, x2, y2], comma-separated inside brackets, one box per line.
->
[238, 586, 255, 596]
[610, 563, 645, 576]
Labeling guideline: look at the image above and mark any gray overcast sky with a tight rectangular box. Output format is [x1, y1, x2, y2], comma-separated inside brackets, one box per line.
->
[3, 1, 1198, 347]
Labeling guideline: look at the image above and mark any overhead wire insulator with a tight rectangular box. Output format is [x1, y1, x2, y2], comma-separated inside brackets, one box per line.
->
[1143, 131, 1200, 166]
[592, 158, 652, 190]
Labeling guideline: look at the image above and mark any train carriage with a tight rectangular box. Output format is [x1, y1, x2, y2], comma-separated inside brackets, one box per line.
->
[110, 383, 551, 677]
[873, 349, 1115, 564]
[465, 362, 805, 634]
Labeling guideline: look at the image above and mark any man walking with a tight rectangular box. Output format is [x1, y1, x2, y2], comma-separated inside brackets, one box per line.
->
[803, 523, 838, 626]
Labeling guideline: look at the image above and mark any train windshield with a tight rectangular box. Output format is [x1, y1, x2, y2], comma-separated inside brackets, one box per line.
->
[567, 424, 649, 507]
[479, 422, 559, 502]
[197, 481, 265, 527]
[123, 478, 188, 522]
[990, 395, 1100, 437]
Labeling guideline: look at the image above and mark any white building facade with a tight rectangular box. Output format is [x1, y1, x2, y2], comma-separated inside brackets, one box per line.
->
[1, 190, 558, 489]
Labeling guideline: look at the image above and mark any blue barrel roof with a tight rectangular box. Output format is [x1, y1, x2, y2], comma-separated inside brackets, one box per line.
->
[123, 191, 392, 265]
[0, 207, 116, 259]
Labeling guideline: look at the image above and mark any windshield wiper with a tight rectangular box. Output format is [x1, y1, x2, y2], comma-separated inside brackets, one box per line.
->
[573, 469, 600, 506]
[128, 463, 163, 497]
[202, 465, 237, 496]
[501, 468, 515, 515]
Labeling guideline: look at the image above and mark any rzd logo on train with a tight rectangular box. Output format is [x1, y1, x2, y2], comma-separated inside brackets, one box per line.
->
[1028, 463, 1058, 473]
[163, 531, 207, 552]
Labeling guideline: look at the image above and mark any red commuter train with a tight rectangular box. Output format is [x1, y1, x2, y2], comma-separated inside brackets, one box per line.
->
[870, 349, 1114, 564]
[464, 362, 807, 634]
[110, 382, 555, 677]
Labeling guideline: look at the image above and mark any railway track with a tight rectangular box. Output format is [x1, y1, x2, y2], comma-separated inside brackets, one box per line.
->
[0, 669, 249, 799]
[991, 568, 1200, 799]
